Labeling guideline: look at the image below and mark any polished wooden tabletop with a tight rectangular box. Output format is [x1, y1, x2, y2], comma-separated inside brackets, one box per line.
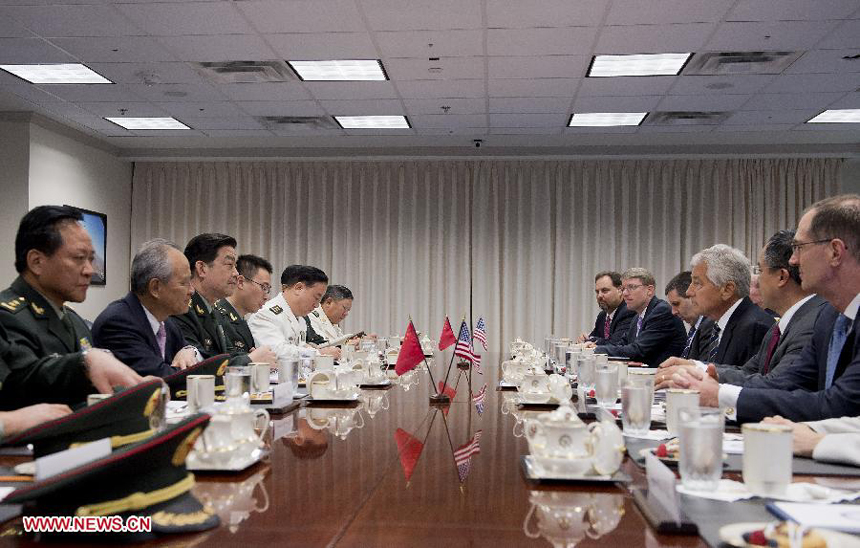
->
[1, 359, 709, 547]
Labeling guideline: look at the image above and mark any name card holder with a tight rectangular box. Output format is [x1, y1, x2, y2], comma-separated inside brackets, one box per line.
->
[631, 453, 698, 535]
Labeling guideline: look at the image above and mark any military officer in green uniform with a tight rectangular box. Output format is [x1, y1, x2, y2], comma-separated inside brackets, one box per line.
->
[172, 234, 276, 367]
[215, 254, 273, 352]
[0, 206, 144, 409]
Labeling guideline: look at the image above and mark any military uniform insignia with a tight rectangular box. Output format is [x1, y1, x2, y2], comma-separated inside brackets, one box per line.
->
[143, 388, 162, 417]
[204, 338, 213, 349]
[195, 304, 206, 315]
[216, 359, 229, 376]
[171, 427, 203, 466]
[80, 337, 93, 350]
[30, 302, 45, 316]
[270, 305, 283, 315]
[234, 341, 245, 349]
[229, 312, 237, 321]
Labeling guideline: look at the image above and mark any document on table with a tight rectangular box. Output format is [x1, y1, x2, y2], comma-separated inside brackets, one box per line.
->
[768, 502, 860, 533]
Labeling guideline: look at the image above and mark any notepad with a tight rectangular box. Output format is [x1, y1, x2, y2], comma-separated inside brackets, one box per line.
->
[768, 502, 860, 533]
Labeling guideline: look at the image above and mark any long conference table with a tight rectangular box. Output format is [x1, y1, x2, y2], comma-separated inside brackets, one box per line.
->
[1, 354, 858, 547]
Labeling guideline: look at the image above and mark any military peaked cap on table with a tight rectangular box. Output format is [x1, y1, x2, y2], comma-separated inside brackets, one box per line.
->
[0, 378, 168, 457]
[4, 414, 219, 539]
[164, 354, 230, 401]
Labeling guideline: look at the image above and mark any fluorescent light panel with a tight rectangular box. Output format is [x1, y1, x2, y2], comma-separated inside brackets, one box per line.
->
[568, 112, 647, 127]
[807, 109, 860, 123]
[288, 60, 387, 81]
[335, 115, 410, 129]
[588, 53, 691, 77]
[105, 117, 190, 130]
[0, 63, 113, 84]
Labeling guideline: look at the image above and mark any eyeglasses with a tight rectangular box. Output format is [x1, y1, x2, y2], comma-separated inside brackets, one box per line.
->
[246, 278, 272, 294]
[790, 238, 832, 252]
[621, 283, 644, 293]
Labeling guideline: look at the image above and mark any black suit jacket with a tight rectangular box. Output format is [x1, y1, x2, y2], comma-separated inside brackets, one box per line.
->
[686, 317, 716, 360]
[92, 293, 185, 378]
[596, 297, 687, 366]
[588, 301, 636, 346]
[710, 297, 775, 366]
[717, 295, 827, 385]
[736, 302, 860, 423]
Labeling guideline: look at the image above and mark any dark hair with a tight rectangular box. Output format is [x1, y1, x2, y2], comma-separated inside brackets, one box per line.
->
[14, 205, 83, 273]
[183, 233, 237, 278]
[280, 265, 328, 287]
[322, 284, 353, 304]
[807, 194, 860, 263]
[665, 271, 692, 297]
[763, 229, 801, 285]
[594, 271, 622, 288]
[236, 254, 273, 280]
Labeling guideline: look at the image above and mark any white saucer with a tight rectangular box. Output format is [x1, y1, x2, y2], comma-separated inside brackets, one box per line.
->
[360, 378, 391, 387]
[186, 446, 267, 472]
[307, 394, 360, 403]
[719, 522, 860, 548]
[521, 456, 629, 483]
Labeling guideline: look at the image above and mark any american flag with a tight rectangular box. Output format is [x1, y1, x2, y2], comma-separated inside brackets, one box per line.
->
[472, 383, 487, 415]
[454, 320, 483, 374]
[473, 317, 488, 351]
[454, 430, 483, 482]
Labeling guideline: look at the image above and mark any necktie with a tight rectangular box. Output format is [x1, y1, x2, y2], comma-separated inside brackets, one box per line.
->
[635, 315, 644, 337]
[761, 323, 781, 374]
[681, 323, 698, 359]
[603, 313, 611, 339]
[702, 325, 721, 362]
[825, 314, 851, 388]
[156, 322, 167, 359]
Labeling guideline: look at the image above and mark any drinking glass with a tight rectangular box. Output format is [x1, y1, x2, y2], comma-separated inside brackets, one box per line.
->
[578, 355, 596, 392]
[666, 389, 700, 436]
[594, 363, 619, 407]
[742, 423, 793, 497]
[678, 407, 725, 491]
[621, 383, 652, 436]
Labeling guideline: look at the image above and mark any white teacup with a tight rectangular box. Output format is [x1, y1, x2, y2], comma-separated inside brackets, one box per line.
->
[518, 374, 550, 394]
[502, 360, 530, 383]
[308, 370, 359, 400]
[195, 415, 240, 467]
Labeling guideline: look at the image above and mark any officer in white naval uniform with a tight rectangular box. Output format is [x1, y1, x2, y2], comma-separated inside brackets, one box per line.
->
[308, 285, 353, 344]
[248, 265, 341, 361]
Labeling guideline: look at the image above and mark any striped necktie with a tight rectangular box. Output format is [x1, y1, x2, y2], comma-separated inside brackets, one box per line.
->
[701, 325, 721, 363]
[681, 322, 698, 359]
[603, 312, 612, 339]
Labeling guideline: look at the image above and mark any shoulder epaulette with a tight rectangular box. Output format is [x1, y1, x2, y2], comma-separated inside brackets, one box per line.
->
[0, 296, 27, 313]
[270, 305, 283, 315]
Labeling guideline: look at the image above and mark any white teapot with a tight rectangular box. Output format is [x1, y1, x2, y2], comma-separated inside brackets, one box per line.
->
[307, 407, 364, 440]
[525, 404, 624, 476]
[308, 370, 360, 400]
[523, 492, 624, 547]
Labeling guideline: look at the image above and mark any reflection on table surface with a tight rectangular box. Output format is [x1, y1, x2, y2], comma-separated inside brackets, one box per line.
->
[2, 357, 707, 548]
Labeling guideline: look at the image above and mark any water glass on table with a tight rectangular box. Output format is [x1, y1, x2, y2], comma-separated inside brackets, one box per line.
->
[621, 382, 652, 436]
[678, 407, 724, 491]
[742, 422, 793, 497]
[595, 363, 618, 407]
[578, 355, 596, 392]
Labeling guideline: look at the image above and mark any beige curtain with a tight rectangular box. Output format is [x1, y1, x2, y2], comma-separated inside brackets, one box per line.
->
[132, 158, 840, 355]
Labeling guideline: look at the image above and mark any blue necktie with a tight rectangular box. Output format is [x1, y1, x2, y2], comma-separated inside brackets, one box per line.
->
[825, 314, 852, 388]
[703, 325, 721, 362]
[635, 314, 644, 337]
[682, 323, 698, 359]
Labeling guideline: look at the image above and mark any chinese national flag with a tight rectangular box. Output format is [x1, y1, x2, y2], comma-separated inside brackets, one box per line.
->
[438, 316, 456, 350]
[394, 428, 424, 481]
[395, 320, 425, 376]
[437, 381, 457, 416]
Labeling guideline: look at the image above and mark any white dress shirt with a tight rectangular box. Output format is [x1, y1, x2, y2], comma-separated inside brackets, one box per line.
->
[308, 305, 343, 343]
[247, 293, 318, 361]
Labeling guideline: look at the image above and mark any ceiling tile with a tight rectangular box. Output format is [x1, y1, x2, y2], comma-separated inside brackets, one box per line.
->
[656, 94, 752, 111]
[201, 129, 274, 137]
[487, 0, 607, 28]
[0, 37, 76, 63]
[116, 2, 255, 36]
[86, 62, 203, 85]
[176, 117, 265, 130]
[488, 78, 578, 97]
[572, 95, 662, 111]
[266, 33, 378, 59]
[705, 21, 839, 50]
[489, 127, 561, 135]
[762, 72, 860, 93]
[489, 97, 571, 113]
[726, 0, 859, 22]
[155, 35, 277, 62]
[564, 126, 638, 133]
[815, 20, 860, 49]
[153, 101, 246, 118]
[395, 79, 485, 98]
[637, 125, 715, 133]
[827, 92, 860, 109]
[319, 99, 404, 115]
[668, 75, 776, 95]
[714, 124, 796, 132]
[217, 83, 311, 102]
[605, 0, 733, 25]
[361, 0, 483, 31]
[0, 89, 34, 109]
[410, 114, 487, 128]
[125, 83, 226, 102]
[3, 4, 144, 37]
[403, 97, 485, 115]
[490, 113, 564, 127]
[305, 81, 398, 100]
[237, 0, 367, 33]
[33, 83, 142, 102]
[385, 57, 483, 80]
[740, 92, 844, 111]
[77, 101, 167, 117]
[376, 30, 484, 58]
[416, 127, 489, 135]
[793, 123, 860, 131]
[488, 56, 588, 79]
[785, 50, 860, 74]
[270, 127, 343, 136]
[578, 76, 676, 96]
[488, 27, 598, 56]
[596, 23, 715, 53]
[49, 36, 177, 62]
[0, 82, 65, 105]
[0, 11, 34, 38]
[723, 109, 819, 124]
[234, 100, 324, 116]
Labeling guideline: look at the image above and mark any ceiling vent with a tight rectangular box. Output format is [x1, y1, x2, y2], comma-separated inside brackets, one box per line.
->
[192, 61, 298, 84]
[255, 116, 339, 130]
[683, 51, 802, 75]
[646, 111, 730, 125]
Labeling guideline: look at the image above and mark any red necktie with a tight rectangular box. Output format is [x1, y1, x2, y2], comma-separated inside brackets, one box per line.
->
[604, 313, 611, 339]
[761, 324, 781, 374]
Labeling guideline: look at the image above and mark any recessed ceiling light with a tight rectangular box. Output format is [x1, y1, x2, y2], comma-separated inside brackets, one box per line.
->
[806, 109, 860, 123]
[105, 117, 191, 130]
[568, 113, 647, 127]
[0, 63, 113, 84]
[335, 115, 410, 129]
[587, 53, 691, 77]
[288, 60, 387, 81]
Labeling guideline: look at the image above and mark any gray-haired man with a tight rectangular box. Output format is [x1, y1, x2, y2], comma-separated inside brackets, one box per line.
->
[93, 239, 199, 377]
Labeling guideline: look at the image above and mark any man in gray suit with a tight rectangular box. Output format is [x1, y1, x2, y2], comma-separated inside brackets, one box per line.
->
[656, 230, 825, 389]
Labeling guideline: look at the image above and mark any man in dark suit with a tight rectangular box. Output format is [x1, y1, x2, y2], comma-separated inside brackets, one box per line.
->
[664, 270, 716, 360]
[215, 254, 273, 352]
[593, 268, 686, 366]
[93, 239, 198, 377]
[672, 194, 860, 422]
[658, 230, 826, 389]
[577, 271, 636, 346]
